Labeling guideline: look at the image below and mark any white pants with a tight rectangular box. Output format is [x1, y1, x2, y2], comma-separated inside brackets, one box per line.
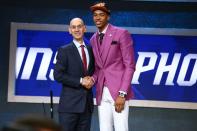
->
[98, 86, 129, 131]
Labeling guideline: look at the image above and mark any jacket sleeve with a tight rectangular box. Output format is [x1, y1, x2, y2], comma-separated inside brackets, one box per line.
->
[53, 47, 81, 89]
[92, 61, 99, 83]
[90, 38, 99, 83]
[119, 30, 135, 93]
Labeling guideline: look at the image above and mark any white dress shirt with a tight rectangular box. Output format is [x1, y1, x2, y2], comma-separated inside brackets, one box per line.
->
[73, 39, 90, 69]
[73, 39, 90, 84]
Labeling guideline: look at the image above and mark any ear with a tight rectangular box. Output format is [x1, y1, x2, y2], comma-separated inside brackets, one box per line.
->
[84, 25, 87, 33]
[68, 27, 72, 34]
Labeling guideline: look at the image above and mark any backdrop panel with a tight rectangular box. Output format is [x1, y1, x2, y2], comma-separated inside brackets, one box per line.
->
[8, 22, 197, 109]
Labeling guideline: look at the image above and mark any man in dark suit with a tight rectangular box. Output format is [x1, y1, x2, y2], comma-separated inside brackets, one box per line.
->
[53, 18, 94, 131]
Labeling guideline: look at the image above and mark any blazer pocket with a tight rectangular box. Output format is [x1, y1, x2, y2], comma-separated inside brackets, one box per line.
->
[111, 41, 118, 45]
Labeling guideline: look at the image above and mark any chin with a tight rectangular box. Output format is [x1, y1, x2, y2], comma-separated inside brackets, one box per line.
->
[94, 23, 104, 30]
[95, 24, 101, 27]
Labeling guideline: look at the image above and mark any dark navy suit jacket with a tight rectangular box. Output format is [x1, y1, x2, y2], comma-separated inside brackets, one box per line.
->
[54, 42, 94, 113]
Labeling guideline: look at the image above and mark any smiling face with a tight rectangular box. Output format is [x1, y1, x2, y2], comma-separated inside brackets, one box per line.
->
[93, 10, 109, 32]
[69, 18, 86, 43]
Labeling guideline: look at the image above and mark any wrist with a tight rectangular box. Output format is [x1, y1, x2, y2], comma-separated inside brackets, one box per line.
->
[91, 76, 95, 84]
[119, 92, 126, 98]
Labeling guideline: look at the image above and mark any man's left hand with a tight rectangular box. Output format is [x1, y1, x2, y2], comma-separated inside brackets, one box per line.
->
[115, 96, 126, 113]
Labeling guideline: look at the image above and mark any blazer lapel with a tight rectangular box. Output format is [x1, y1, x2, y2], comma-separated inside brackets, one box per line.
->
[100, 24, 115, 65]
[93, 33, 103, 67]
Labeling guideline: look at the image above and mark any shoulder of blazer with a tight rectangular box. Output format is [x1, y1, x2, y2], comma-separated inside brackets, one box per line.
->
[108, 24, 127, 33]
[90, 32, 98, 42]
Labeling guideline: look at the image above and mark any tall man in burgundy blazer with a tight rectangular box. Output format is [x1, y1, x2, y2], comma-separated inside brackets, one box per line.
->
[89, 2, 135, 131]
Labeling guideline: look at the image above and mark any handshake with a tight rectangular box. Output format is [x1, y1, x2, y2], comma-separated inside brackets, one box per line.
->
[81, 76, 94, 89]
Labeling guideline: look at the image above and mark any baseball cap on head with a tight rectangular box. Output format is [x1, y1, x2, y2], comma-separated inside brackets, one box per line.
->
[90, 1, 110, 15]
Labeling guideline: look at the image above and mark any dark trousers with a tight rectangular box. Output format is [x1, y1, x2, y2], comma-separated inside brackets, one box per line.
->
[59, 110, 92, 131]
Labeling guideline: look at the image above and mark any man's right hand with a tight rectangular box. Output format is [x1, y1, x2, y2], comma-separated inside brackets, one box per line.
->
[82, 76, 94, 89]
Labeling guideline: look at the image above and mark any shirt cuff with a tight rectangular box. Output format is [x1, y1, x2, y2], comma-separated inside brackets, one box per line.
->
[80, 77, 83, 84]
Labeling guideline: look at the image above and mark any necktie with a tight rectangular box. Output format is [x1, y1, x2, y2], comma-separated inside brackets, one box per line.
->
[80, 45, 87, 72]
[99, 33, 104, 44]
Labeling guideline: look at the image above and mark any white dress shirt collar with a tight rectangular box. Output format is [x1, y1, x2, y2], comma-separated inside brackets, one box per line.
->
[98, 24, 109, 34]
[72, 39, 89, 69]
[73, 39, 86, 49]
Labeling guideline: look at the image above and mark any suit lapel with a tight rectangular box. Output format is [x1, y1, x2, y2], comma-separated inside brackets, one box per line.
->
[100, 24, 115, 65]
[86, 45, 92, 71]
[71, 43, 84, 72]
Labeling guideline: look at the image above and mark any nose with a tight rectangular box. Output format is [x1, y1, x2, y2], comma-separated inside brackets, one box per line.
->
[96, 16, 101, 20]
[94, 15, 100, 21]
[75, 28, 79, 31]
[74, 27, 80, 31]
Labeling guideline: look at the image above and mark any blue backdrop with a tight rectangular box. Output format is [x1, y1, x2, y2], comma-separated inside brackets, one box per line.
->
[13, 27, 197, 104]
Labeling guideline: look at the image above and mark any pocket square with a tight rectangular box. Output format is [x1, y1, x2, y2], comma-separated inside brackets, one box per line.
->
[111, 41, 118, 45]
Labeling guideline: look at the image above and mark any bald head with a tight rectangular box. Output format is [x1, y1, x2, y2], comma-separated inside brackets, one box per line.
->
[69, 17, 86, 43]
[69, 18, 84, 26]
